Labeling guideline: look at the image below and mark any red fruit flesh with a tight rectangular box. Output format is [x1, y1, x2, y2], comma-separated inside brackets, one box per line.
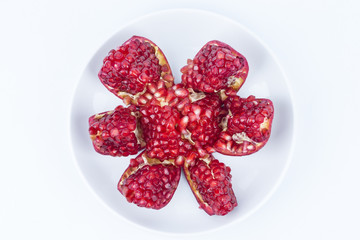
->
[183, 154, 237, 216]
[214, 95, 274, 156]
[181, 40, 249, 95]
[118, 151, 181, 209]
[98, 36, 174, 105]
[88, 105, 145, 157]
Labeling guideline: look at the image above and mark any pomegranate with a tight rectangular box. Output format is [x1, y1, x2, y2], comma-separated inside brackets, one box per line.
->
[88, 36, 276, 216]
[214, 95, 274, 156]
[181, 40, 249, 97]
[183, 154, 237, 216]
[98, 36, 174, 105]
[88, 105, 145, 157]
[118, 151, 181, 209]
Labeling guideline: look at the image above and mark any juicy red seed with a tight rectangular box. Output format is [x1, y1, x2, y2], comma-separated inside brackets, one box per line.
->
[119, 163, 180, 210]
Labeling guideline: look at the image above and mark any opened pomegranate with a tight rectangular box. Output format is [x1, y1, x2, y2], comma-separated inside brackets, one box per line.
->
[183, 154, 237, 216]
[214, 95, 274, 156]
[88, 105, 145, 157]
[98, 36, 174, 105]
[89, 36, 276, 216]
[181, 40, 249, 96]
[118, 151, 181, 209]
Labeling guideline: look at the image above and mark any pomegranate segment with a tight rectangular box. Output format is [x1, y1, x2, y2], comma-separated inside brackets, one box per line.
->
[98, 36, 174, 105]
[88, 105, 145, 157]
[214, 95, 274, 156]
[179, 93, 226, 154]
[183, 154, 237, 216]
[181, 40, 249, 95]
[118, 151, 181, 209]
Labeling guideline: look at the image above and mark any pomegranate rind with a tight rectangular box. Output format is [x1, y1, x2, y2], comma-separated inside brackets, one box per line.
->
[183, 155, 237, 216]
[181, 40, 249, 95]
[214, 96, 274, 156]
[98, 36, 174, 106]
[118, 151, 181, 210]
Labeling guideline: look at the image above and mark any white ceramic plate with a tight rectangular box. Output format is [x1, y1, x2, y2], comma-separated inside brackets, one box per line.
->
[70, 9, 295, 234]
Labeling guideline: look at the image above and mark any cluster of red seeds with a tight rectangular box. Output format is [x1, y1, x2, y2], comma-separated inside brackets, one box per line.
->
[184, 158, 237, 216]
[226, 95, 273, 143]
[119, 163, 180, 209]
[181, 40, 248, 93]
[140, 104, 192, 160]
[88, 105, 143, 157]
[98, 39, 162, 95]
[88, 36, 274, 216]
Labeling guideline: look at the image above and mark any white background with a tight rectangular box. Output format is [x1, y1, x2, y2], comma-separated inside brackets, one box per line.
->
[1, 0, 359, 239]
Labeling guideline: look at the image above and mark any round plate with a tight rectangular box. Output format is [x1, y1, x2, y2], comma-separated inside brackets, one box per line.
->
[70, 9, 295, 234]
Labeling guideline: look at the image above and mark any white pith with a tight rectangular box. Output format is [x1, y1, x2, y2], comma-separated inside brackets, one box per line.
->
[260, 117, 269, 131]
[131, 111, 146, 147]
[232, 132, 257, 145]
[182, 129, 195, 145]
[117, 86, 147, 101]
[188, 88, 206, 102]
